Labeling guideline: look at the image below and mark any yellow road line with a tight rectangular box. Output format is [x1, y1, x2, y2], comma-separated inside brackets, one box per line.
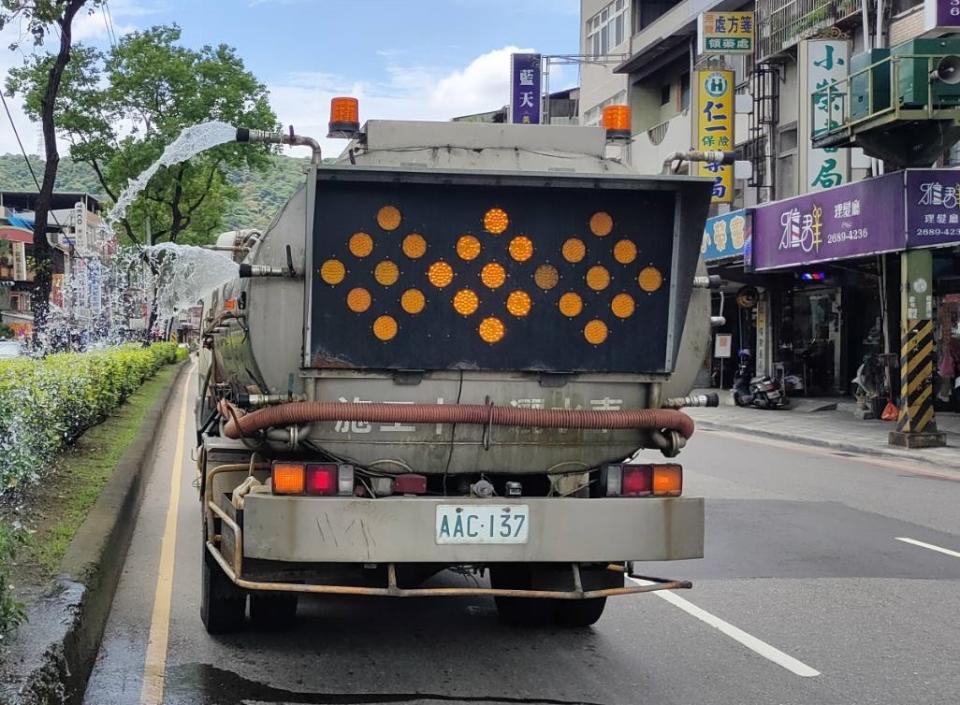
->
[141, 366, 192, 705]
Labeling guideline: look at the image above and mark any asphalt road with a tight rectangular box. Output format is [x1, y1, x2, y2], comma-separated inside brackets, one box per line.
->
[83, 368, 960, 705]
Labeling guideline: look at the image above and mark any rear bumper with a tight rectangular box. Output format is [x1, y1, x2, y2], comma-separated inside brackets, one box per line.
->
[239, 495, 704, 563]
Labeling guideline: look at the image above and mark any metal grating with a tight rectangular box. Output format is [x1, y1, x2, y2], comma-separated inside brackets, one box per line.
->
[757, 0, 861, 60]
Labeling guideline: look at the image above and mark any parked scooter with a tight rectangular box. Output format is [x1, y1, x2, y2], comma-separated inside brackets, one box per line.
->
[732, 349, 790, 410]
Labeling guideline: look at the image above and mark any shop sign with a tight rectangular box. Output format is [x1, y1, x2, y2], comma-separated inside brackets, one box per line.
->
[702, 209, 752, 261]
[804, 40, 850, 193]
[51, 273, 64, 308]
[698, 12, 754, 55]
[510, 53, 541, 125]
[905, 169, 960, 248]
[752, 172, 905, 270]
[924, 0, 960, 31]
[696, 70, 734, 204]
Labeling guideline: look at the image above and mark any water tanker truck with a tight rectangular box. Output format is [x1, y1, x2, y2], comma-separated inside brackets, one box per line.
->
[195, 113, 720, 632]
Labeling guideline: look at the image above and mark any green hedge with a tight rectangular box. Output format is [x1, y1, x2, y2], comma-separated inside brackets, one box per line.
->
[0, 343, 185, 494]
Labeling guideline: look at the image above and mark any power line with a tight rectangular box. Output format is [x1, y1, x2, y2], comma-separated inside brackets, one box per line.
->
[103, 1, 119, 48]
[1, 91, 62, 227]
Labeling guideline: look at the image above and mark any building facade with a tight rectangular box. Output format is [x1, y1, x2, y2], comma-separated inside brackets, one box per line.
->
[579, 0, 960, 411]
[0, 191, 111, 342]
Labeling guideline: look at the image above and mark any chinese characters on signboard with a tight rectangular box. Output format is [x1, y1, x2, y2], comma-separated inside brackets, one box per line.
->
[510, 53, 541, 124]
[752, 172, 905, 270]
[698, 12, 754, 54]
[804, 40, 850, 193]
[925, 0, 960, 31]
[702, 209, 752, 262]
[696, 70, 733, 204]
[905, 169, 960, 247]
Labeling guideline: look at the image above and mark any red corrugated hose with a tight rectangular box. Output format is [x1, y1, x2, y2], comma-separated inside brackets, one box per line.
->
[219, 400, 695, 440]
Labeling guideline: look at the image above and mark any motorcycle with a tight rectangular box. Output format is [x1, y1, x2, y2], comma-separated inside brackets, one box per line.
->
[733, 349, 790, 410]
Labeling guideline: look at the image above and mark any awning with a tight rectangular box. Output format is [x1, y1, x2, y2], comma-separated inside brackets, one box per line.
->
[0, 225, 33, 244]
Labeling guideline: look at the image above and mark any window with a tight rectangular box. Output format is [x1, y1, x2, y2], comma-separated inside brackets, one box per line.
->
[660, 84, 671, 105]
[638, 0, 682, 32]
[582, 90, 628, 126]
[680, 72, 690, 110]
[586, 0, 628, 57]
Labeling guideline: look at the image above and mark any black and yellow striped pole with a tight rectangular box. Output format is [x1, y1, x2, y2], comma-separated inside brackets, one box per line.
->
[889, 251, 946, 448]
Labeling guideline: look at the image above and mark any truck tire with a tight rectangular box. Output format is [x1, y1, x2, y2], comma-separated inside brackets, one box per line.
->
[201, 546, 246, 634]
[491, 565, 554, 626]
[249, 593, 298, 630]
[554, 597, 607, 627]
[491, 565, 613, 628]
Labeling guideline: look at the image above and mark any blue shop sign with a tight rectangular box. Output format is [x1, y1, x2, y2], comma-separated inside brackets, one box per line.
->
[702, 208, 753, 262]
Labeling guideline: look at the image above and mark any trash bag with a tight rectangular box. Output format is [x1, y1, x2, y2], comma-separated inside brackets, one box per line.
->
[881, 401, 898, 421]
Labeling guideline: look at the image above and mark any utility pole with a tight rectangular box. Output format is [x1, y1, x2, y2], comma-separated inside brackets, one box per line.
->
[889, 249, 946, 448]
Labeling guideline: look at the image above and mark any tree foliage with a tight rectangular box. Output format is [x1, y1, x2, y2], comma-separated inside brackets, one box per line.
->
[1, 0, 96, 336]
[6, 24, 279, 245]
[0, 152, 310, 233]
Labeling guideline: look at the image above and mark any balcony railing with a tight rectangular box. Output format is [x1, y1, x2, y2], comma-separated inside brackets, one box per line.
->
[757, 0, 861, 60]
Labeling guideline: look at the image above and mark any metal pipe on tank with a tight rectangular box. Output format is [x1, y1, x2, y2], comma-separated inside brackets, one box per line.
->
[236, 127, 322, 165]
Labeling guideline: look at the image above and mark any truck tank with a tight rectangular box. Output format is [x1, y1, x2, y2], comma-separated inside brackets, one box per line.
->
[201, 120, 713, 475]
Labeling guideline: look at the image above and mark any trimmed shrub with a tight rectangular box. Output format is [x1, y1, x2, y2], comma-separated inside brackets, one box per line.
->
[0, 343, 181, 639]
[0, 343, 182, 493]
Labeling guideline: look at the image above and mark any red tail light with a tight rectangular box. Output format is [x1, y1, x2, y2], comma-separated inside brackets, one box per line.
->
[394, 473, 427, 495]
[272, 461, 355, 496]
[603, 463, 682, 497]
[306, 464, 338, 495]
[622, 465, 653, 496]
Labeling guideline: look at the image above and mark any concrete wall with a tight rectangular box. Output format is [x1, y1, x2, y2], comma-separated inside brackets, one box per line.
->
[890, 5, 926, 45]
[579, 0, 630, 125]
[631, 110, 692, 173]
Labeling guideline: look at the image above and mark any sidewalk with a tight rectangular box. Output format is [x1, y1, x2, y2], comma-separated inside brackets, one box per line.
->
[686, 391, 960, 471]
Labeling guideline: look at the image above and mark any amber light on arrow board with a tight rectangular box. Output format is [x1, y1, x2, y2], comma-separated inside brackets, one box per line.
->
[478, 316, 505, 343]
[402, 234, 427, 259]
[428, 261, 454, 288]
[377, 205, 402, 231]
[457, 235, 482, 261]
[346, 287, 371, 313]
[373, 315, 398, 341]
[483, 207, 509, 235]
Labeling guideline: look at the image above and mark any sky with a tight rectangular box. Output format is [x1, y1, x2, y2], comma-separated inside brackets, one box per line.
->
[0, 0, 581, 159]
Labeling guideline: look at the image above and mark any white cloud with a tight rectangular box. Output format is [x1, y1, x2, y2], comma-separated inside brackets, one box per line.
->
[0, 1, 158, 156]
[267, 45, 546, 158]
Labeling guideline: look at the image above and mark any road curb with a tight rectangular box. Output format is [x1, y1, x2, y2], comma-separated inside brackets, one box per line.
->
[0, 360, 190, 705]
[695, 418, 959, 472]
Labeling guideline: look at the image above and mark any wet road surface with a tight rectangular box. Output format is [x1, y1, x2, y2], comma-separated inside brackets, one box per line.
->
[83, 368, 960, 704]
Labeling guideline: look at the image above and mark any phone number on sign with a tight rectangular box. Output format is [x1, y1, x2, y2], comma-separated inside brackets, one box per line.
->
[914, 227, 960, 237]
[826, 228, 869, 244]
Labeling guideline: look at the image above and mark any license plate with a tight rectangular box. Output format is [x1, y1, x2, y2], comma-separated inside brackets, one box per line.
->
[435, 505, 529, 544]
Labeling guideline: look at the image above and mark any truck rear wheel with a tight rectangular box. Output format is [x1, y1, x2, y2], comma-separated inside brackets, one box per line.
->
[491, 564, 613, 628]
[554, 597, 607, 627]
[201, 547, 246, 634]
[249, 593, 298, 630]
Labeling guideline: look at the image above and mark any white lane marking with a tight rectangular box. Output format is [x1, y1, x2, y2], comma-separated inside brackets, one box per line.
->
[896, 536, 960, 559]
[629, 577, 821, 678]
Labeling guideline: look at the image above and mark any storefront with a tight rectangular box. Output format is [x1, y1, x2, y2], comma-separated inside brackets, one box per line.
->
[750, 169, 960, 398]
[702, 208, 777, 388]
[904, 171, 960, 411]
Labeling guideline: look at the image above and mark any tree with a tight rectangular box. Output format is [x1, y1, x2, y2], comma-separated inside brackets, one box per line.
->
[1, 0, 99, 336]
[7, 24, 278, 246]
